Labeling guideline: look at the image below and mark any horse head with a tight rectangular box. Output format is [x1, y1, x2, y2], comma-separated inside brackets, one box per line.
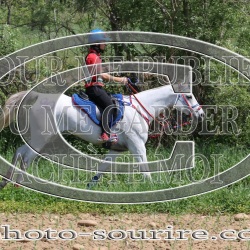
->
[174, 93, 204, 121]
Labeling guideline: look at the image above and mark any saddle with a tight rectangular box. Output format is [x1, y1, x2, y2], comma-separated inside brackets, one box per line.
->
[72, 90, 124, 127]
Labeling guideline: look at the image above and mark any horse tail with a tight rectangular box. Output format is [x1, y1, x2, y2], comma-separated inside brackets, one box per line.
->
[0, 91, 38, 130]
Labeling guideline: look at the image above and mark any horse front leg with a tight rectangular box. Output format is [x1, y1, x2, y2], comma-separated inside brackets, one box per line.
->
[86, 150, 120, 189]
[0, 144, 38, 189]
[127, 141, 152, 182]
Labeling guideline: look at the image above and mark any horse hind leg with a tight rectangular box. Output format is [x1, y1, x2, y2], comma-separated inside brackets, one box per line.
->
[0, 145, 26, 189]
[0, 145, 36, 189]
[14, 146, 38, 187]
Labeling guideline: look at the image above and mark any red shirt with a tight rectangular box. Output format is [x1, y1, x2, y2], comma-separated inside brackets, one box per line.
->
[85, 49, 104, 88]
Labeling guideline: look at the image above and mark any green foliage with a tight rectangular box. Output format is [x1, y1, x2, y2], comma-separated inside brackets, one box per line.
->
[0, 25, 16, 55]
[214, 85, 250, 146]
[0, 1, 248, 148]
[0, 0, 249, 214]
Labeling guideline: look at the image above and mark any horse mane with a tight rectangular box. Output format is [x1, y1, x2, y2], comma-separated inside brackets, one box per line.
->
[135, 84, 173, 97]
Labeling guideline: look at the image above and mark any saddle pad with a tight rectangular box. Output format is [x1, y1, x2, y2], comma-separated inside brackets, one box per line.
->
[72, 93, 124, 127]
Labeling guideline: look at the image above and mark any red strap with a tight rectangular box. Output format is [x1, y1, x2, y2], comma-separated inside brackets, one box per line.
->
[129, 95, 150, 125]
[127, 83, 167, 127]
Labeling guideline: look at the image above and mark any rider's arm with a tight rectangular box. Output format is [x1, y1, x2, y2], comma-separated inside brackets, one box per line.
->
[101, 73, 128, 84]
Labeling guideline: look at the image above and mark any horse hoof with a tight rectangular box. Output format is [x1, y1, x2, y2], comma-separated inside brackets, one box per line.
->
[86, 181, 97, 190]
[86, 175, 99, 189]
[86, 183, 92, 189]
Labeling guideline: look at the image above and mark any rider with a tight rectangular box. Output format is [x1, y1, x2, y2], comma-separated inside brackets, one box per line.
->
[85, 29, 128, 143]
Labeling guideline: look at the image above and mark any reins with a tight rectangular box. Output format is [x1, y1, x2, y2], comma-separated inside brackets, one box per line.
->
[127, 82, 161, 124]
[126, 80, 194, 139]
[126, 81, 171, 138]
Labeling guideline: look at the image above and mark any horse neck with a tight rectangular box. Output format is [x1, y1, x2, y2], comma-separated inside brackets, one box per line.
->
[134, 85, 177, 119]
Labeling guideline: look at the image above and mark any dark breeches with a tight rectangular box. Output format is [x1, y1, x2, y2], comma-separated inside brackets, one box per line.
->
[85, 86, 115, 134]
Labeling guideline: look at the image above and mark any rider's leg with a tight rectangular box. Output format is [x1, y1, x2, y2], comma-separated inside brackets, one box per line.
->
[86, 86, 116, 141]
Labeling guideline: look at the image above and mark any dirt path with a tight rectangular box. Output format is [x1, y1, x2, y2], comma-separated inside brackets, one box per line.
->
[0, 212, 249, 250]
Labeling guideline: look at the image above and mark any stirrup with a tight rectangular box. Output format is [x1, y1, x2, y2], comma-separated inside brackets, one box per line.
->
[109, 134, 118, 143]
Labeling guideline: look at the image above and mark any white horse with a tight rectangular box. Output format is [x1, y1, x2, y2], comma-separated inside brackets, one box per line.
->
[0, 85, 204, 189]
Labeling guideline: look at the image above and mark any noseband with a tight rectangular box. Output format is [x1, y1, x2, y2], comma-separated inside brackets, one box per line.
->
[175, 94, 202, 115]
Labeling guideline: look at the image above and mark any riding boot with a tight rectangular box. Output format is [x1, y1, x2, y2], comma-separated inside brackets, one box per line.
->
[101, 106, 117, 143]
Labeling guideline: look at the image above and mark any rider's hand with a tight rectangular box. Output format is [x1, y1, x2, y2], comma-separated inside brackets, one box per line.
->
[122, 77, 128, 85]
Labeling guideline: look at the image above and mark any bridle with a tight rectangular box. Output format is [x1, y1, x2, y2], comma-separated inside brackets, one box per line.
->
[174, 94, 202, 116]
[125, 80, 202, 138]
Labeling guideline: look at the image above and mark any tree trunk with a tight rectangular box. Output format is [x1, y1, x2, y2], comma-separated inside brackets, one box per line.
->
[7, 4, 11, 24]
[183, 0, 190, 36]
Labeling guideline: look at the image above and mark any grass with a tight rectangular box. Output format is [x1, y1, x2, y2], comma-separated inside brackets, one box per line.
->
[0, 180, 249, 215]
[0, 142, 249, 215]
